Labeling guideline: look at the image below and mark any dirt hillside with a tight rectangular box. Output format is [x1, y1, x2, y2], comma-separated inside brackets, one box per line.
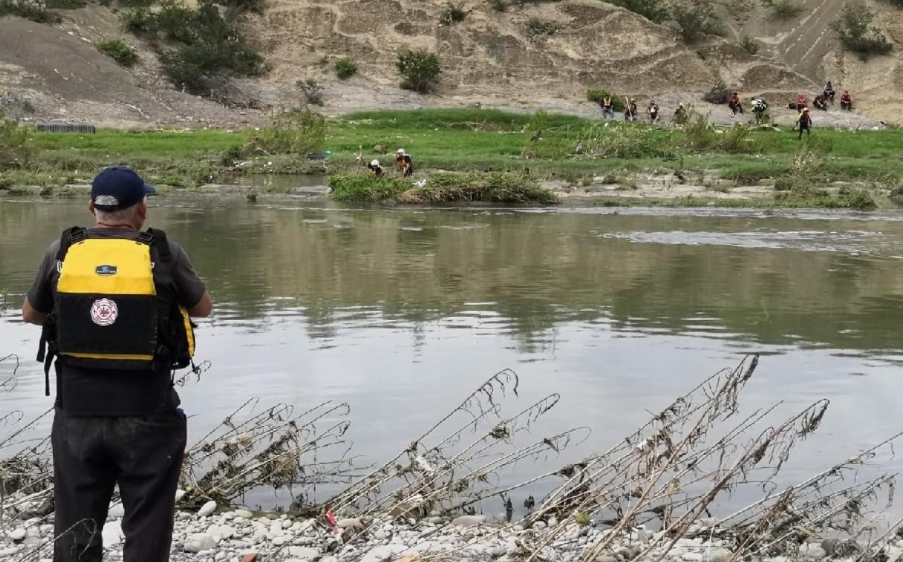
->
[0, 0, 900, 126]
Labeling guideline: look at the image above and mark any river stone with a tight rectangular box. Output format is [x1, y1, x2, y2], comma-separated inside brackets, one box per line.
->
[184, 533, 217, 553]
[452, 515, 486, 527]
[22, 537, 41, 547]
[801, 544, 827, 559]
[175, 489, 186, 502]
[288, 546, 320, 559]
[596, 556, 617, 562]
[0, 547, 19, 556]
[197, 501, 217, 518]
[234, 509, 253, 519]
[337, 518, 364, 530]
[272, 536, 287, 546]
[360, 544, 408, 562]
[102, 520, 124, 546]
[8, 529, 26, 541]
[682, 553, 703, 562]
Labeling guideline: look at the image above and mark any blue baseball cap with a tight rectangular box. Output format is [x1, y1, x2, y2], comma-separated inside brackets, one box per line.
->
[91, 166, 156, 211]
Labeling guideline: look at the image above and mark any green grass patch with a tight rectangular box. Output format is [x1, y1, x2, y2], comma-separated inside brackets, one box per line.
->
[97, 38, 138, 67]
[329, 172, 557, 204]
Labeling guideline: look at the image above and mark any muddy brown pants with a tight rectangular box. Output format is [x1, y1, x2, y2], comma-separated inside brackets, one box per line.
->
[52, 410, 186, 562]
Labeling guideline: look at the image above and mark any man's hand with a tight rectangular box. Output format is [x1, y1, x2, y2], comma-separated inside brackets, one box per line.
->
[188, 291, 213, 318]
[22, 299, 46, 326]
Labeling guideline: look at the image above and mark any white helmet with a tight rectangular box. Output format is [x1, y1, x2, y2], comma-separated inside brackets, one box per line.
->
[371, 159, 380, 166]
[396, 148, 405, 155]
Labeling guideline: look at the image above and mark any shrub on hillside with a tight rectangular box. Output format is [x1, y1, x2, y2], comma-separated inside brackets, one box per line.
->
[118, 0, 154, 6]
[764, 0, 804, 19]
[526, 18, 559, 39]
[216, 0, 265, 13]
[46, 0, 85, 8]
[439, 1, 468, 24]
[702, 80, 731, 104]
[586, 88, 627, 111]
[673, 0, 724, 43]
[127, 0, 266, 94]
[603, 0, 669, 23]
[740, 35, 760, 54]
[487, 0, 507, 11]
[97, 39, 138, 66]
[0, 0, 61, 23]
[831, 2, 892, 60]
[397, 50, 441, 93]
[244, 109, 327, 156]
[334, 57, 358, 80]
[296, 79, 324, 105]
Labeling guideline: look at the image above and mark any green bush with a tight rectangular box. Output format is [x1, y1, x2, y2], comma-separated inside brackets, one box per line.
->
[335, 57, 358, 80]
[121, 6, 155, 33]
[575, 121, 677, 159]
[487, 0, 507, 11]
[0, 0, 62, 23]
[603, 0, 669, 23]
[244, 109, 327, 156]
[765, 0, 803, 19]
[97, 38, 138, 67]
[296, 79, 324, 105]
[0, 110, 34, 169]
[740, 35, 760, 54]
[439, 1, 468, 24]
[831, 2, 892, 60]
[118, 0, 154, 6]
[216, 0, 265, 12]
[130, 0, 266, 94]
[702, 80, 731, 104]
[673, 0, 723, 43]
[586, 88, 626, 111]
[46, 0, 85, 8]
[526, 18, 559, 39]
[397, 50, 441, 94]
[329, 172, 557, 204]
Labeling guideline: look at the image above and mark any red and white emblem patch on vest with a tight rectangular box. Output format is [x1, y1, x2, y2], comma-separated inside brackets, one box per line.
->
[90, 298, 119, 327]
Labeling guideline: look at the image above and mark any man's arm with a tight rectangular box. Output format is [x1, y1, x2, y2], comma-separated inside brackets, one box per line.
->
[22, 298, 46, 325]
[171, 242, 213, 318]
[188, 291, 213, 318]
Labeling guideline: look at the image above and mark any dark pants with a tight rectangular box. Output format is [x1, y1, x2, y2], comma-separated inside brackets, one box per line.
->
[52, 410, 187, 562]
[798, 124, 810, 139]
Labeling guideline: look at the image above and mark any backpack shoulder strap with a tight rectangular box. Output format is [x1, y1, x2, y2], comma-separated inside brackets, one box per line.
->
[56, 226, 87, 262]
[144, 228, 172, 263]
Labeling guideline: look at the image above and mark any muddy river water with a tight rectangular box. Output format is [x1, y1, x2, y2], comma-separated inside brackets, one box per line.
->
[2, 195, 903, 512]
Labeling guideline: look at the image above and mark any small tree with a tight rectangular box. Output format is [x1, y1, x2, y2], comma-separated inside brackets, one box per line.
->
[335, 57, 358, 80]
[526, 18, 559, 39]
[296, 79, 324, 105]
[244, 109, 327, 155]
[397, 50, 441, 94]
[702, 80, 731, 104]
[0, 109, 34, 169]
[673, 0, 723, 43]
[831, 2, 892, 60]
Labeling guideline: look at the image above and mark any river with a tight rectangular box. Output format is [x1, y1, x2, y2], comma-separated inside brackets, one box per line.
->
[2, 195, 903, 513]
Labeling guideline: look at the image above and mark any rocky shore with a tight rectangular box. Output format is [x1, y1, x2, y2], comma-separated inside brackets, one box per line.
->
[1, 498, 893, 562]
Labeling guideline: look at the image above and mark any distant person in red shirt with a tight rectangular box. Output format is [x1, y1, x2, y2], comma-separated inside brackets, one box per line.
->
[840, 91, 853, 111]
[728, 92, 743, 116]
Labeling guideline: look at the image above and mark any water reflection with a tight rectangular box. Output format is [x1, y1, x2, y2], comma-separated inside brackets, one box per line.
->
[3, 197, 903, 510]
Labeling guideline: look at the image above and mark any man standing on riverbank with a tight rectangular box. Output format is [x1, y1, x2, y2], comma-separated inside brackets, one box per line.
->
[22, 166, 212, 562]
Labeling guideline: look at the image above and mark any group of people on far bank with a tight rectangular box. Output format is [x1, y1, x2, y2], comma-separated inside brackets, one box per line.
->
[595, 81, 855, 139]
[358, 148, 414, 178]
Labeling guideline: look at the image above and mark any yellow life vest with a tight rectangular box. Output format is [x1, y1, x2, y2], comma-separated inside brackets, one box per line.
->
[37, 227, 196, 394]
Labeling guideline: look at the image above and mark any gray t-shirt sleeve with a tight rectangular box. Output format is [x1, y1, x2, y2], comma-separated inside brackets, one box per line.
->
[167, 241, 207, 309]
[26, 240, 61, 315]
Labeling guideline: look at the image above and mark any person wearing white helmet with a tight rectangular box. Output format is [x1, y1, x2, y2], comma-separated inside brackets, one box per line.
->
[367, 159, 384, 177]
[394, 148, 414, 178]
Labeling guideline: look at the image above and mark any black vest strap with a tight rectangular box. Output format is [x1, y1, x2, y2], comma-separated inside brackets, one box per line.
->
[56, 226, 87, 262]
